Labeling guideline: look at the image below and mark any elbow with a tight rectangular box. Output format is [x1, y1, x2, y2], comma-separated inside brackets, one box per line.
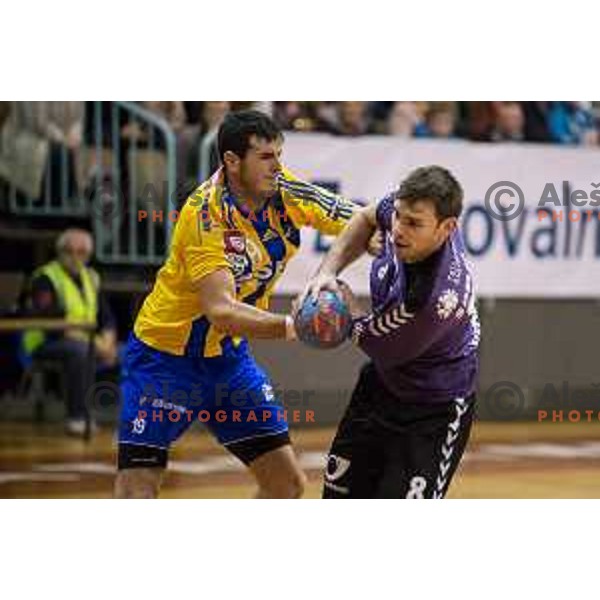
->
[205, 301, 236, 332]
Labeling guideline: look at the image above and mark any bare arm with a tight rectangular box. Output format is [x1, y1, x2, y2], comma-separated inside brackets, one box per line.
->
[194, 269, 292, 340]
[302, 203, 378, 301]
[317, 203, 377, 277]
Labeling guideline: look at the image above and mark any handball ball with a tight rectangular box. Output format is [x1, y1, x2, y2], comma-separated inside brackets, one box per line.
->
[294, 290, 352, 349]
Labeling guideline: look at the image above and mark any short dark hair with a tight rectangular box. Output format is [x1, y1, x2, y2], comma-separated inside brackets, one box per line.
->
[217, 110, 282, 163]
[396, 165, 463, 220]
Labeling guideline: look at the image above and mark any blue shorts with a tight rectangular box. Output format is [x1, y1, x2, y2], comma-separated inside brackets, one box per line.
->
[117, 334, 289, 464]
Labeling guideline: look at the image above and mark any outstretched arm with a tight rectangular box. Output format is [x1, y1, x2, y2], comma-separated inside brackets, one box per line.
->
[302, 202, 378, 301]
[194, 268, 295, 340]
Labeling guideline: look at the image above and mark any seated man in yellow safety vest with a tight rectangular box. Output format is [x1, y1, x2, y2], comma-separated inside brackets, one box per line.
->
[22, 228, 118, 436]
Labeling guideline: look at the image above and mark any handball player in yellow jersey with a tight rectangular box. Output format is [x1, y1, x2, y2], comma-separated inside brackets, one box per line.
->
[114, 110, 359, 498]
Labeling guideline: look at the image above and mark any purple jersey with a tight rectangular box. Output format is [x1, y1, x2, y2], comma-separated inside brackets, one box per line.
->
[350, 195, 480, 403]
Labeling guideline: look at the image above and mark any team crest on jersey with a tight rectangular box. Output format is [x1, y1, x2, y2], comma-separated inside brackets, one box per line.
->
[224, 230, 246, 254]
[436, 289, 459, 320]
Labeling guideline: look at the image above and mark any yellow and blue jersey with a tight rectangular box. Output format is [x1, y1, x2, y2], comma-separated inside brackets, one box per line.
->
[133, 166, 357, 358]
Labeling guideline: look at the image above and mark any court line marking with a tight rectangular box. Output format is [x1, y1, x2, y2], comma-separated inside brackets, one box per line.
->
[0, 473, 81, 484]
[5, 442, 600, 485]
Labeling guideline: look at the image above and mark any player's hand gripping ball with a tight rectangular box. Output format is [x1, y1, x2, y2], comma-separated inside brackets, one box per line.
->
[294, 290, 352, 349]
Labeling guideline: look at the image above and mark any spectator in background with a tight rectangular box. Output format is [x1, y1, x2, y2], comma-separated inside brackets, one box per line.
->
[247, 101, 273, 115]
[313, 102, 339, 132]
[200, 101, 231, 134]
[83, 101, 131, 149]
[492, 101, 525, 141]
[122, 101, 203, 188]
[521, 101, 551, 142]
[14, 102, 83, 202]
[331, 101, 373, 136]
[21, 229, 118, 437]
[143, 101, 187, 133]
[547, 101, 598, 146]
[273, 101, 324, 132]
[195, 101, 231, 179]
[82, 102, 142, 223]
[183, 102, 202, 127]
[415, 102, 457, 138]
[463, 102, 495, 141]
[384, 101, 424, 137]
[120, 101, 187, 146]
[471, 101, 525, 142]
[230, 101, 255, 112]
[370, 101, 394, 127]
[177, 102, 232, 180]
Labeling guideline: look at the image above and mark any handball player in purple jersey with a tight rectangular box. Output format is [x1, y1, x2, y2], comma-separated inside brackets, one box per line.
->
[301, 165, 480, 499]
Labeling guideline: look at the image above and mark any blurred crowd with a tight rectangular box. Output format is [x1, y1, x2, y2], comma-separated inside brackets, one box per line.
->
[0, 101, 598, 206]
[273, 101, 600, 145]
[1, 101, 599, 151]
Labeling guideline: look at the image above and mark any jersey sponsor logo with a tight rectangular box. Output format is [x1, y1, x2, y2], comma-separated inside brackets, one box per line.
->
[224, 230, 246, 254]
[244, 239, 287, 284]
[140, 396, 187, 414]
[324, 454, 351, 494]
[325, 454, 351, 482]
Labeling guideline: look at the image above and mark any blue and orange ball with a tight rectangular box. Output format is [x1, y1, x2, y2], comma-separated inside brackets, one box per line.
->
[294, 290, 352, 349]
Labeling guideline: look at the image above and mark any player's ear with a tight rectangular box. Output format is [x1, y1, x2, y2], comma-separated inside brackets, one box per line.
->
[223, 150, 240, 172]
[441, 217, 458, 237]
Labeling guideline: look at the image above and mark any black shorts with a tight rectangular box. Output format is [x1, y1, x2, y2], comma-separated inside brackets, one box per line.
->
[323, 363, 475, 499]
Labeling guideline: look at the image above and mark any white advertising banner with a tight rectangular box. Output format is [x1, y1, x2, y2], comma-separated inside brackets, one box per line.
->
[277, 133, 600, 298]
